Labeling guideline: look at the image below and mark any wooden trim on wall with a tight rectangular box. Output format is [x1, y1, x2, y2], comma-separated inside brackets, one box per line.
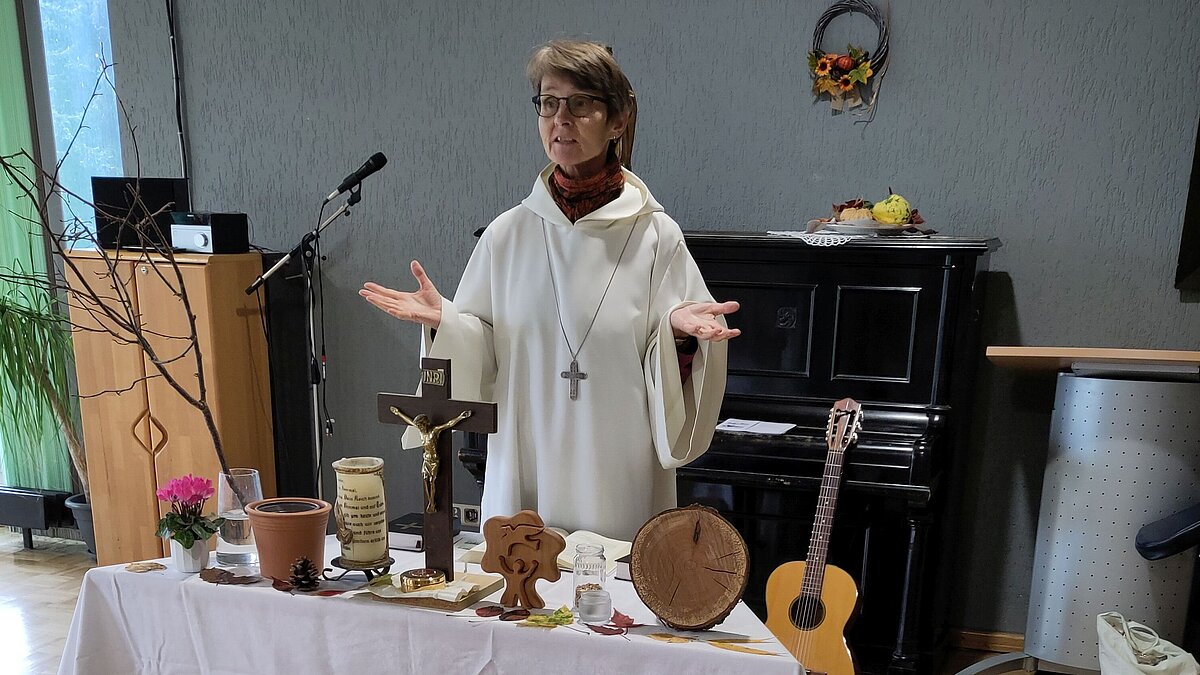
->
[951, 629, 1025, 653]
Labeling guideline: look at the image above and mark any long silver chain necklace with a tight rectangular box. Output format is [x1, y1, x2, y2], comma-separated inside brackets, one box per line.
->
[540, 217, 638, 400]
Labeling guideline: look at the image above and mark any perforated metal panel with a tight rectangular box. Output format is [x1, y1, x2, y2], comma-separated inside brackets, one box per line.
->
[1025, 374, 1200, 670]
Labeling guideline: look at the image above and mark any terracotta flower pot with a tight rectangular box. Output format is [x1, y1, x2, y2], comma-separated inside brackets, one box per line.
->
[246, 497, 331, 581]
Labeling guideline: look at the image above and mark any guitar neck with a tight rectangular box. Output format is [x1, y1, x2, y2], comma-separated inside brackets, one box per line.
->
[800, 445, 847, 597]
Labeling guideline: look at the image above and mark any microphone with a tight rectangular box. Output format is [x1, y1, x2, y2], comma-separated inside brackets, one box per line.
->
[323, 152, 387, 203]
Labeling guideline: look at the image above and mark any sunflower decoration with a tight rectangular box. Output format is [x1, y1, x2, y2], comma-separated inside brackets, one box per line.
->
[807, 0, 890, 119]
[807, 45, 874, 107]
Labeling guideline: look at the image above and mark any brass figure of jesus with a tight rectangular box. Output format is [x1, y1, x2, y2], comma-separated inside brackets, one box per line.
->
[389, 407, 473, 513]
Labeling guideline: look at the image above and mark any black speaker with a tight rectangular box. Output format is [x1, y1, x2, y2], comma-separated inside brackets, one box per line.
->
[258, 252, 319, 498]
[91, 176, 190, 249]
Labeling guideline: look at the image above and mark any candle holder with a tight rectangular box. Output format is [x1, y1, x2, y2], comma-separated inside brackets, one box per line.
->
[324, 555, 395, 582]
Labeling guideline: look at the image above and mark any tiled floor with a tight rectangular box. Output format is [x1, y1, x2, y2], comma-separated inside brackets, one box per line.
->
[2, 529, 1018, 675]
[0, 530, 93, 675]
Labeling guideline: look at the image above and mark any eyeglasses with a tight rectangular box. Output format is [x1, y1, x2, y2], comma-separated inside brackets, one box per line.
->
[531, 93, 606, 118]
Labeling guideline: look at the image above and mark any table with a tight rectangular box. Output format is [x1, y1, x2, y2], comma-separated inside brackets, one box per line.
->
[59, 536, 802, 674]
[967, 347, 1200, 675]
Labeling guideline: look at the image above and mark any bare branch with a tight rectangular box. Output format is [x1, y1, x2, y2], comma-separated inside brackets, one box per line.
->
[50, 62, 116, 183]
[78, 372, 165, 399]
[0, 55, 242, 502]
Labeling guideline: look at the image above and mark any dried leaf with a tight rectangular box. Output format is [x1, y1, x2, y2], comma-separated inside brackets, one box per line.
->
[648, 633, 691, 644]
[314, 589, 346, 597]
[519, 606, 572, 627]
[199, 568, 233, 584]
[548, 606, 573, 624]
[586, 624, 626, 636]
[499, 608, 530, 621]
[367, 573, 394, 588]
[708, 638, 772, 644]
[833, 198, 866, 215]
[707, 642, 782, 656]
[609, 609, 643, 628]
[225, 575, 259, 585]
[199, 568, 259, 585]
[475, 605, 505, 617]
[124, 562, 165, 573]
[271, 577, 295, 592]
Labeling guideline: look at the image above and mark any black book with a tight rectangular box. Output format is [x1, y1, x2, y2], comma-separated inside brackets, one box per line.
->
[387, 512, 462, 551]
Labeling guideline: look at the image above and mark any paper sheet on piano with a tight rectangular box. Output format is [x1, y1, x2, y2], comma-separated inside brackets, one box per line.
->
[715, 419, 796, 435]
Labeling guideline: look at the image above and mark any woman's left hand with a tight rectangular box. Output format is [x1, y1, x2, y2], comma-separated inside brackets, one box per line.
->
[670, 301, 741, 342]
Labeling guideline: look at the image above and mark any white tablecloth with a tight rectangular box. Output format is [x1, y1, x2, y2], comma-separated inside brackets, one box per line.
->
[59, 536, 802, 674]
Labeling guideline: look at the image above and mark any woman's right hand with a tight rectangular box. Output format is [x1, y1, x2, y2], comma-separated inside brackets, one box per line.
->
[360, 260, 443, 329]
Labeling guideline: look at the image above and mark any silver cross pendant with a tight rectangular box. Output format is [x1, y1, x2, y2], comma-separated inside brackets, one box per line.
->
[560, 359, 587, 400]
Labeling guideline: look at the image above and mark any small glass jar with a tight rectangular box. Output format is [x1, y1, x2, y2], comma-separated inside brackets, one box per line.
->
[572, 543, 606, 609]
[577, 589, 613, 624]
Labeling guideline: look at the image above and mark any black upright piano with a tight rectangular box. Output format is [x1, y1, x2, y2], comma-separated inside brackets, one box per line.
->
[459, 232, 999, 674]
[679, 233, 999, 674]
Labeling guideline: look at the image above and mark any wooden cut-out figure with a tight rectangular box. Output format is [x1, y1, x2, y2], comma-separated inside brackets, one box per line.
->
[480, 510, 566, 609]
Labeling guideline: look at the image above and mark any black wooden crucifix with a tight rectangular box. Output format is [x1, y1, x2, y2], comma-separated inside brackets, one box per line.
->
[378, 357, 496, 580]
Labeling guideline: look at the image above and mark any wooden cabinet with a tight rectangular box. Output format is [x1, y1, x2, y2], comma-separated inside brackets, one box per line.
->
[66, 250, 276, 565]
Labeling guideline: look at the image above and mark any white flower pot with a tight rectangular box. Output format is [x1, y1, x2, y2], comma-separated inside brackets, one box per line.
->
[170, 537, 210, 573]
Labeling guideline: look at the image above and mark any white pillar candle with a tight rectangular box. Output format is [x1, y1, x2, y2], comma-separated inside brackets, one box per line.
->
[331, 457, 388, 564]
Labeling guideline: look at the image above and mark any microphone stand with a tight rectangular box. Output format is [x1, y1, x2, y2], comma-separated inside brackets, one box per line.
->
[245, 186, 362, 500]
[246, 186, 360, 296]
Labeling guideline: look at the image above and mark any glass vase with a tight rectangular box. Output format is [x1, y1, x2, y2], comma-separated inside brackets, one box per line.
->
[216, 468, 263, 566]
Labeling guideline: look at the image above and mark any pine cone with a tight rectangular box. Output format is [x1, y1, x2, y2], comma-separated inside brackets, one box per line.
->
[289, 556, 321, 592]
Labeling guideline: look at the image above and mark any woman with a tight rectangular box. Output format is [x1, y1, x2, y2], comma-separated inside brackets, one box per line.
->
[361, 40, 739, 540]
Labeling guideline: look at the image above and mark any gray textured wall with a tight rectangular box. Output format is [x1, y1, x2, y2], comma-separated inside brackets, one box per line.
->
[106, 0, 1200, 632]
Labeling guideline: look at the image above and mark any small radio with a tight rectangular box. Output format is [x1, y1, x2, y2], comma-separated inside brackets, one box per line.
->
[170, 212, 250, 254]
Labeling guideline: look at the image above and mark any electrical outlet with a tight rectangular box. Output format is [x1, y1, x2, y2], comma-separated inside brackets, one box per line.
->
[454, 502, 481, 528]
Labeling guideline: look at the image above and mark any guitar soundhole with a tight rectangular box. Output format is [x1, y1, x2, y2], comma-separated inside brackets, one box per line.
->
[788, 594, 826, 630]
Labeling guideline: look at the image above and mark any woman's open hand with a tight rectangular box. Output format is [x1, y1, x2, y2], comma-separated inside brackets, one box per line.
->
[670, 301, 741, 342]
[360, 260, 443, 329]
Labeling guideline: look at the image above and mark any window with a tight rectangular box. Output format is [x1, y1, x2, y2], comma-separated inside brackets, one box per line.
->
[38, 0, 123, 235]
[0, 0, 122, 490]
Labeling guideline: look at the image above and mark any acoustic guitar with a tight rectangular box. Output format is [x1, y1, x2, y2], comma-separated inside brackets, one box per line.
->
[766, 398, 863, 674]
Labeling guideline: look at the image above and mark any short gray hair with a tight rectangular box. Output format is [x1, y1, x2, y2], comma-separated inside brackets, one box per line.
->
[527, 39, 638, 167]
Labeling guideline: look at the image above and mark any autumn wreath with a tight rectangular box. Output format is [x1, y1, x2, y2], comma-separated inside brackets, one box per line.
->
[807, 0, 890, 114]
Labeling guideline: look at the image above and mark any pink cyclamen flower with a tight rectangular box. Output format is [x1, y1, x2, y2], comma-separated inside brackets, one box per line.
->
[178, 475, 214, 506]
[157, 474, 214, 506]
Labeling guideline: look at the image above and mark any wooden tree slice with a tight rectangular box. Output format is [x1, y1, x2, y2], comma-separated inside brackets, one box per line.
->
[630, 504, 749, 631]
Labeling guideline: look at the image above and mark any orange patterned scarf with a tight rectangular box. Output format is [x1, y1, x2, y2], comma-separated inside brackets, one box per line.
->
[548, 158, 625, 223]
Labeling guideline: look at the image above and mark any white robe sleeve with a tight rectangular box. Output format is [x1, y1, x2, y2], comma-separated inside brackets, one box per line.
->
[643, 230, 728, 469]
[402, 233, 498, 449]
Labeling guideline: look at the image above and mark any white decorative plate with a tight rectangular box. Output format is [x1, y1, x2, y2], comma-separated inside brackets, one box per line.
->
[819, 221, 908, 236]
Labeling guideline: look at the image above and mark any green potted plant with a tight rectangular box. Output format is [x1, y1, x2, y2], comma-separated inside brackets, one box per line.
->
[0, 283, 92, 551]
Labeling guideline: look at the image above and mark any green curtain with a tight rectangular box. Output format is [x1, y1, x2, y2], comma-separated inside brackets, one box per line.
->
[0, 0, 72, 491]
